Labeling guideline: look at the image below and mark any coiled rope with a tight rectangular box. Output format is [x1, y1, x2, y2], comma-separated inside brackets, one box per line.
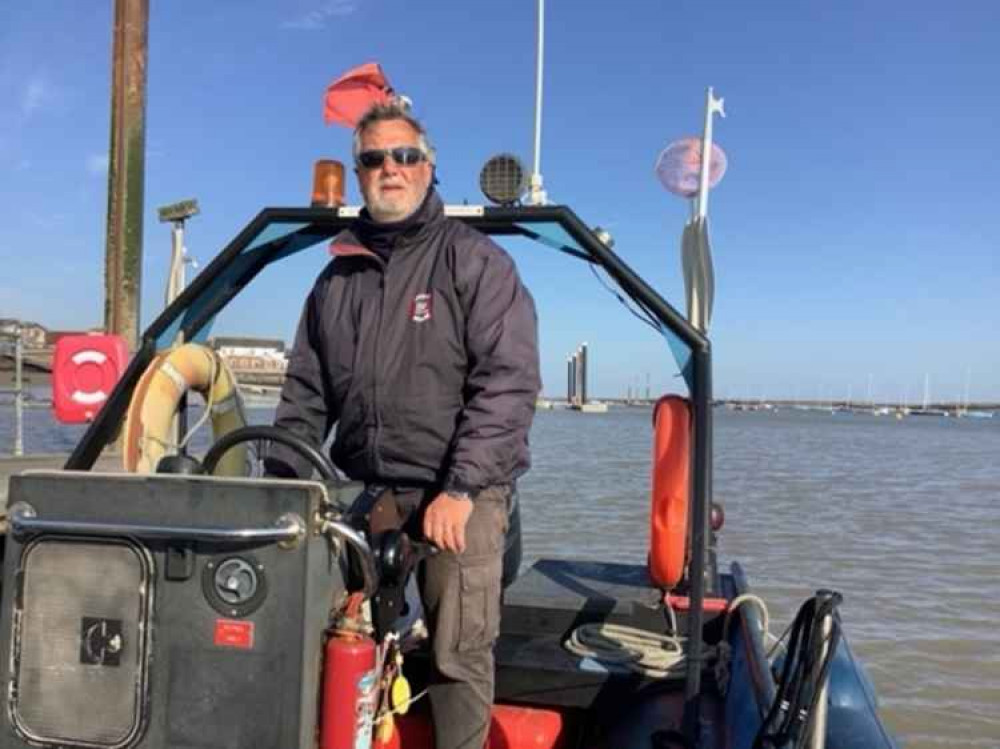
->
[564, 622, 690, 679]
[564, 594, 774, 683]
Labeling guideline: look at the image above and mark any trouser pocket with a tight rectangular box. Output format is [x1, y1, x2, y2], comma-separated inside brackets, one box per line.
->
[457, 557, 502, 652]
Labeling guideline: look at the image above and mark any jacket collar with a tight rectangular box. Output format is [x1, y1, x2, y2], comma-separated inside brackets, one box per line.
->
[329, 189, 444, 262]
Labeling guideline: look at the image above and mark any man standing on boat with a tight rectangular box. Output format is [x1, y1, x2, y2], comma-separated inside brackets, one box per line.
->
[269, 101, 541, 748]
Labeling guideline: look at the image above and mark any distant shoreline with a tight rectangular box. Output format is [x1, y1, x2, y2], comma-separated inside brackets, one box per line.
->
[2, 370, 997, 412]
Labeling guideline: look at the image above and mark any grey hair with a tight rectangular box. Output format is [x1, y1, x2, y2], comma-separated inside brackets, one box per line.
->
[352, 100, 436, 165]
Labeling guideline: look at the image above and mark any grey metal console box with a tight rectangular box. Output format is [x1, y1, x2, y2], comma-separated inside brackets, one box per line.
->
[0, 471, 345, 749]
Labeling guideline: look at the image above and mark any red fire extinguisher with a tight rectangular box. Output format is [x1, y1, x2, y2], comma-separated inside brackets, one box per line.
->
[321, 594, 378, 749]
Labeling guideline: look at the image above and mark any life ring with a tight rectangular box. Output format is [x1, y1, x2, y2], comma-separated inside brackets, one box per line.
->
[122, 343, 248, 475]
[648, 395, 692, 589]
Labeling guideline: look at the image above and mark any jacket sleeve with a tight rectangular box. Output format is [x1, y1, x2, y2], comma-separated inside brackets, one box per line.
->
[444, 238, 542, 493]
[266, 280, 337, 478]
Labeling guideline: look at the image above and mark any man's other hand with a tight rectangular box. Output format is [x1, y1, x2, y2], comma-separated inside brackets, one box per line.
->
[423, 493, 474, 553]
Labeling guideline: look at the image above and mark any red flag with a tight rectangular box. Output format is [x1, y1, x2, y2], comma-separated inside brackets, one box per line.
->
[323, 62, 395, 128]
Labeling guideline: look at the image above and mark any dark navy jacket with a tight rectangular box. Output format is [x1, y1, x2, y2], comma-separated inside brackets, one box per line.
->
[272, 190, 541, 493]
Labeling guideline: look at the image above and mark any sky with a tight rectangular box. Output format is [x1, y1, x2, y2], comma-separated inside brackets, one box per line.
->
[1, 0, 998, 402]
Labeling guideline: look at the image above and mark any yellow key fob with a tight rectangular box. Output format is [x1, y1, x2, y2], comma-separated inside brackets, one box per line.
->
[391, 675, 412, 714]
[376, 713, 395, 745]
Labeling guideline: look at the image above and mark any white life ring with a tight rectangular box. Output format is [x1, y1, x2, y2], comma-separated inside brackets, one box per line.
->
[123, 343, 248, 475]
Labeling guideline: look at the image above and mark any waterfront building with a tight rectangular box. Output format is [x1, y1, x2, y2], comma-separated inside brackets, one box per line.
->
[0, 319, 48, 348]
[208, 336, 288, 375]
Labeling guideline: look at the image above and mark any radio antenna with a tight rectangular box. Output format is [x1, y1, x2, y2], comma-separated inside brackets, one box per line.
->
[527, 0, 548, 205]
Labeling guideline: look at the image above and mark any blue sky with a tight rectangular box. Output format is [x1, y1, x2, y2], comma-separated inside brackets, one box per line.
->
[1, 0, 998, 402]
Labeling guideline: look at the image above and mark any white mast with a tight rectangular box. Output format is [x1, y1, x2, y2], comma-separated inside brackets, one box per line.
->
[681, 87, 726, 332]
[527, 0, 548, 205]
[696, 87, 725, 220]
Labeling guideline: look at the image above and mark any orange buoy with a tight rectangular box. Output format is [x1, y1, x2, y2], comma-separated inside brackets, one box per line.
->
[648, 395, 692, 589]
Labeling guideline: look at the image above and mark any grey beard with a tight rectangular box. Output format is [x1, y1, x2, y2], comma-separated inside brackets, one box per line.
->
[366, 187, 428, 224]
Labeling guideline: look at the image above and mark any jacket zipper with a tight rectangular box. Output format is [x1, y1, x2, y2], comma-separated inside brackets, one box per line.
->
[370, 248, 392, 475]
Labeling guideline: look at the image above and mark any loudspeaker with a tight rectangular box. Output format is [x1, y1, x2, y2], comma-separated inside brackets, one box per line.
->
[0, 471, 347, 749]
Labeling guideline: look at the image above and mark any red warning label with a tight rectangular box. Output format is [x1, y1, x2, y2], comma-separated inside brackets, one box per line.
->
[214, 619, 254, 650]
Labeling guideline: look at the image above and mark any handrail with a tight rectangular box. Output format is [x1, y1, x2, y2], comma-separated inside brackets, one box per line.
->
[321, 518, 379, 600]
[0, 327, 25, 456]
[8, 502, 307, 548]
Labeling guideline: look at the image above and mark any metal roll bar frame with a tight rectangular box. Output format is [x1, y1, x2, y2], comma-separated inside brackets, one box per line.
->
[63, 203, 715, 742]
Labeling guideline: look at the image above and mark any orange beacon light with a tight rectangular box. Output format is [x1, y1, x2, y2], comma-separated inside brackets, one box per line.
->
[311, 159, 345, 208]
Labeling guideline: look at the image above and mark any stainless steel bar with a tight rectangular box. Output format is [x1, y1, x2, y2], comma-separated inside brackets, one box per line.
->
[321, 519, 378, 599]
[8, 503, 305, 547]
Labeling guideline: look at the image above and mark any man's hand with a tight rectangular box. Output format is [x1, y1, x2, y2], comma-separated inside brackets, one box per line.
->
[423, 492, 474, 553]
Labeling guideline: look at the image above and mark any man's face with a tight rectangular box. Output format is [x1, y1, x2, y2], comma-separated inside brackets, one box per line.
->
[355, 119, 433, 223]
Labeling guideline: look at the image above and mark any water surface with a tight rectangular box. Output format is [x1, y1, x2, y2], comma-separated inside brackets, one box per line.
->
[2, 401, 998, 747]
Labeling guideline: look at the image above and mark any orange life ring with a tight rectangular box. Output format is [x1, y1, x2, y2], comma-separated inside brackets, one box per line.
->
[122, 343, 247, 475]
[648, 395, 692, 589]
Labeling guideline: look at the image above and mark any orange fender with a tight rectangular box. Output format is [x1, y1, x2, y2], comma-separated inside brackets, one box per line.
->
[649, 395, 691, 589]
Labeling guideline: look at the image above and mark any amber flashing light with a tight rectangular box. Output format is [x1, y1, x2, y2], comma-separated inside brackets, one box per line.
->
[311, 159, 345, 208]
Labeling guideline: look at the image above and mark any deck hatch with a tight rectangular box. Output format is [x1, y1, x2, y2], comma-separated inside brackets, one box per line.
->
[10, 537, 152, 748]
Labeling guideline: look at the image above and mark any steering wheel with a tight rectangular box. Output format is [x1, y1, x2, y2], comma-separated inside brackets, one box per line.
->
[201, 425, 338, 479]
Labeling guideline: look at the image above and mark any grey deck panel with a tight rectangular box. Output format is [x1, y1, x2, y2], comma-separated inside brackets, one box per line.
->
[501, 558, 666, 637]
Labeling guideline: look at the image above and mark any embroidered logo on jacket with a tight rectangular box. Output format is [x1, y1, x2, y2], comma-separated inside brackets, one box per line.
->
[410, 293, 433, 323]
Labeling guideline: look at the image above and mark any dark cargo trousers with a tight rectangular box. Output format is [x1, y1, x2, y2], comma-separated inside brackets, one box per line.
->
[368, 485, 510, 749]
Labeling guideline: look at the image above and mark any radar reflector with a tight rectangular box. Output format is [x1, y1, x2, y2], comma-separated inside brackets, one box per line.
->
[654, 137, 728, 198]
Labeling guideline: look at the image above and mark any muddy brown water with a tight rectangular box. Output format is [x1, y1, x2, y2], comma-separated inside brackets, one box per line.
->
[2, 400, 998, 747]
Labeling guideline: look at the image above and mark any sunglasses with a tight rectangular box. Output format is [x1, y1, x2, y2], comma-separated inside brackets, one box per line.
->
[356, 146, 428, 169]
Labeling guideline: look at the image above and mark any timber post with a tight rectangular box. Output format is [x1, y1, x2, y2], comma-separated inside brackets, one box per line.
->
[103, 0, 149, 350]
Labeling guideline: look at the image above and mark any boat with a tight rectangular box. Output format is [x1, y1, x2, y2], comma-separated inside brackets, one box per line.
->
[0, 126, 901, 748]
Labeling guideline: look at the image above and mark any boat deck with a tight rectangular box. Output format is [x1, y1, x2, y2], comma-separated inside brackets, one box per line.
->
[497, 558, 673, 710]
[407, 557, 729, 747]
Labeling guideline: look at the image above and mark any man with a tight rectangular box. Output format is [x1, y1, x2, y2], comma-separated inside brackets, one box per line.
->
[270, 101, 541, 749]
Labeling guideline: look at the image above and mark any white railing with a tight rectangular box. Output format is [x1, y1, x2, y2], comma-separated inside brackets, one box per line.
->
[0, 326, 24, 455]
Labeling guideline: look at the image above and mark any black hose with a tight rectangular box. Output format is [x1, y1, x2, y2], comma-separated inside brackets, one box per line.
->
[752, 590, 843, 749]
